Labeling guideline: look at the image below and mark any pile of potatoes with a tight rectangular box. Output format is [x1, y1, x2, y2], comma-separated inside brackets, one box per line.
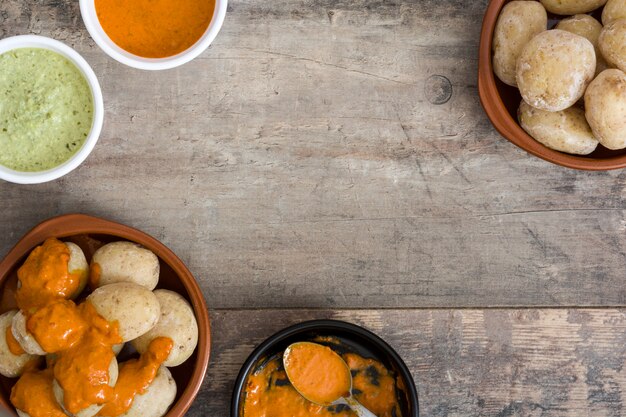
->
[0, 240, 199, 417]
[493, 0, 626, 155]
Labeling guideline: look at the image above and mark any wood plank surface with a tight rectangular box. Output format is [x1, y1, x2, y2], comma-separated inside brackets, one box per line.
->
[198, 308, 626, 417]
[2, 0, 626, 308]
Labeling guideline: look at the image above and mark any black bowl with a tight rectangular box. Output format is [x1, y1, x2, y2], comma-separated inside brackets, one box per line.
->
[231, 319, 419, 417]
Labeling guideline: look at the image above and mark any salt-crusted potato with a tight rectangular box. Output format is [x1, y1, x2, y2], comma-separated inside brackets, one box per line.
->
[91, 242, 159, 290]
[492, 1, 547, 86]
[602, 0, 626, 24]
[599, 19, 626, 72]
[0, 310, 38, 378]
[66, 242, 89, 298]
[104, 366, 176, 417]
[11, 310, 45, 356]
[584, 69, 626, 149]
[53, 358, 119, 417]
[131, 290, 198, 367]
[556, 14, 608, 75]
[518, 101, 599, 154]
[87, 283, 160, 342]
[517, 30, 596, 111]
[540, 0, 606, 14]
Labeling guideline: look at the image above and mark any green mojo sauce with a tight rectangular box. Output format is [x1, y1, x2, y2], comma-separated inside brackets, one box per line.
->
[0, 48, 93, 172]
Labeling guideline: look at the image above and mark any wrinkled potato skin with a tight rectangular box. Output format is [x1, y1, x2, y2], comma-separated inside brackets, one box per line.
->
[131, 290, 198, 367]
[87, 283, 160, 342]
[602, 0, 626, 24]
[0, 310, 39, 378]
[556, 14, 608, 75]
[540, 0, 607, 14]
[518, 101, 599, 154]
[584, 69, 626, 149]
[517, 30, 596, 111]
[493, 1, 547, 86]
[103, 366, 177, 417]
[599, 19, 626, 72]
[91, 242, 159, 291]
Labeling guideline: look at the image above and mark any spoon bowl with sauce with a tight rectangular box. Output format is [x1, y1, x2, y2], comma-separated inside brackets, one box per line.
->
[283, 342, 377, 417]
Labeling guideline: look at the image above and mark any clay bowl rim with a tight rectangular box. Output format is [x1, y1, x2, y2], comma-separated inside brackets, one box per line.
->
[230, 319, 419, 417]
[0, 213, 210, 417]
[478, 0, 626, 171]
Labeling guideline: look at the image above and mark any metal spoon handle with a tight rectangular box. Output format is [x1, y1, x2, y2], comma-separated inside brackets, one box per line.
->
[342, 396, 378, 417]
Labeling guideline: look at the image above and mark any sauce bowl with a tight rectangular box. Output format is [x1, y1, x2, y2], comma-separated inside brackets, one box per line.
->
[0, 214, 211, 417]
[0, 35, 104, 184]
[478, 0, 626, 170]
[231, 319, 419, 417]
[79, 0, 227, 70]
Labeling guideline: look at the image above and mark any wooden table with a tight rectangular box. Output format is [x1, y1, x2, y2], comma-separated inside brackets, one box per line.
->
[1, 0, 625, 415]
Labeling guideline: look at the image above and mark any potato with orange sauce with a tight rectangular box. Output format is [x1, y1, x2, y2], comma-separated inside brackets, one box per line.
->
[91, 242, 160, 290]
[53, 358, 119, 417]
[131, 290, 199, 367]
[11, 310, 46, 356]
[88, 283, 160, 342]
[99, 366, 177, 417]
[0, 310, 39, 378]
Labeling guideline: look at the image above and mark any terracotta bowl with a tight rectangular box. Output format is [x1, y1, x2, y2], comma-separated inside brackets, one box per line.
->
[0, 214, 210, 417]
[478, 0, 626, 170]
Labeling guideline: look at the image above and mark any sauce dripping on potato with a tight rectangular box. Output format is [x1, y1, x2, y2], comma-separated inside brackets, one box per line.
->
[16, 238, 83, 312]
[8, 237, 173, 417]
[98, 337, 173, 416]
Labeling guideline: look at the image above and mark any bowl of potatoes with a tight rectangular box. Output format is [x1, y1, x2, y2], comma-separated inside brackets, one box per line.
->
[479, 0, 626, 170]
[0, 214, 210, 417]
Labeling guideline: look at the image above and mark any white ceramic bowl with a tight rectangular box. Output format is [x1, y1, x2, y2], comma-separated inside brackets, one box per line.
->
[0, 35, 104, 185]
[79, 0, 227, 70]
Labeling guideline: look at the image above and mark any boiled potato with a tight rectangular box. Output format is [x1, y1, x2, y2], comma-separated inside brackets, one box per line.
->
[493, 1, 547, 86]
[599, 19, 626, 72]
[517, 30, 596, 111]
[11, 310, 45, 356]
[518, 101, 599, 154]
[87, 283, 160, 342]
[53, 358, 119, 417]
[131, 290, 199, 367]
[556, 14, 608, 75]
[540, 0, 606, 14]
[91, 242, 159, 290]
[584, 69, 626, 149]
[17, 241, 89, 300]
[100, 366, 176, 417]
[0, 310, 38, 378]
[66, 242, 89, 298]
[602, 0, 626, 24]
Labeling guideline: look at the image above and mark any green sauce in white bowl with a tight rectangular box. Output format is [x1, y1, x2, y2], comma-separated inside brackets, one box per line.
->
[0, 48, 93, 172]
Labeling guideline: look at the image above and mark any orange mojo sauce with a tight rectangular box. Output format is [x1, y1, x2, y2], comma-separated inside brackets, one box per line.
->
[16, 238, 82, 312]
[6, 325, 25, 355]
[283, 343, 351, 405]
[98, 337, 173, 416]
[244, 349, 402, 417]
[94, 0, 216, 58]
[9, 238, 173, 417]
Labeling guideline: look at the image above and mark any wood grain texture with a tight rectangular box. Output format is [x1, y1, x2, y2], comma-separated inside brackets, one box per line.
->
[1, 1, 626, 308]
[198, 308, 626, 417]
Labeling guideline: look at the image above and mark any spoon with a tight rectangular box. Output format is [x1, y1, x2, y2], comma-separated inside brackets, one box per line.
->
[283, 342, 377, 417]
